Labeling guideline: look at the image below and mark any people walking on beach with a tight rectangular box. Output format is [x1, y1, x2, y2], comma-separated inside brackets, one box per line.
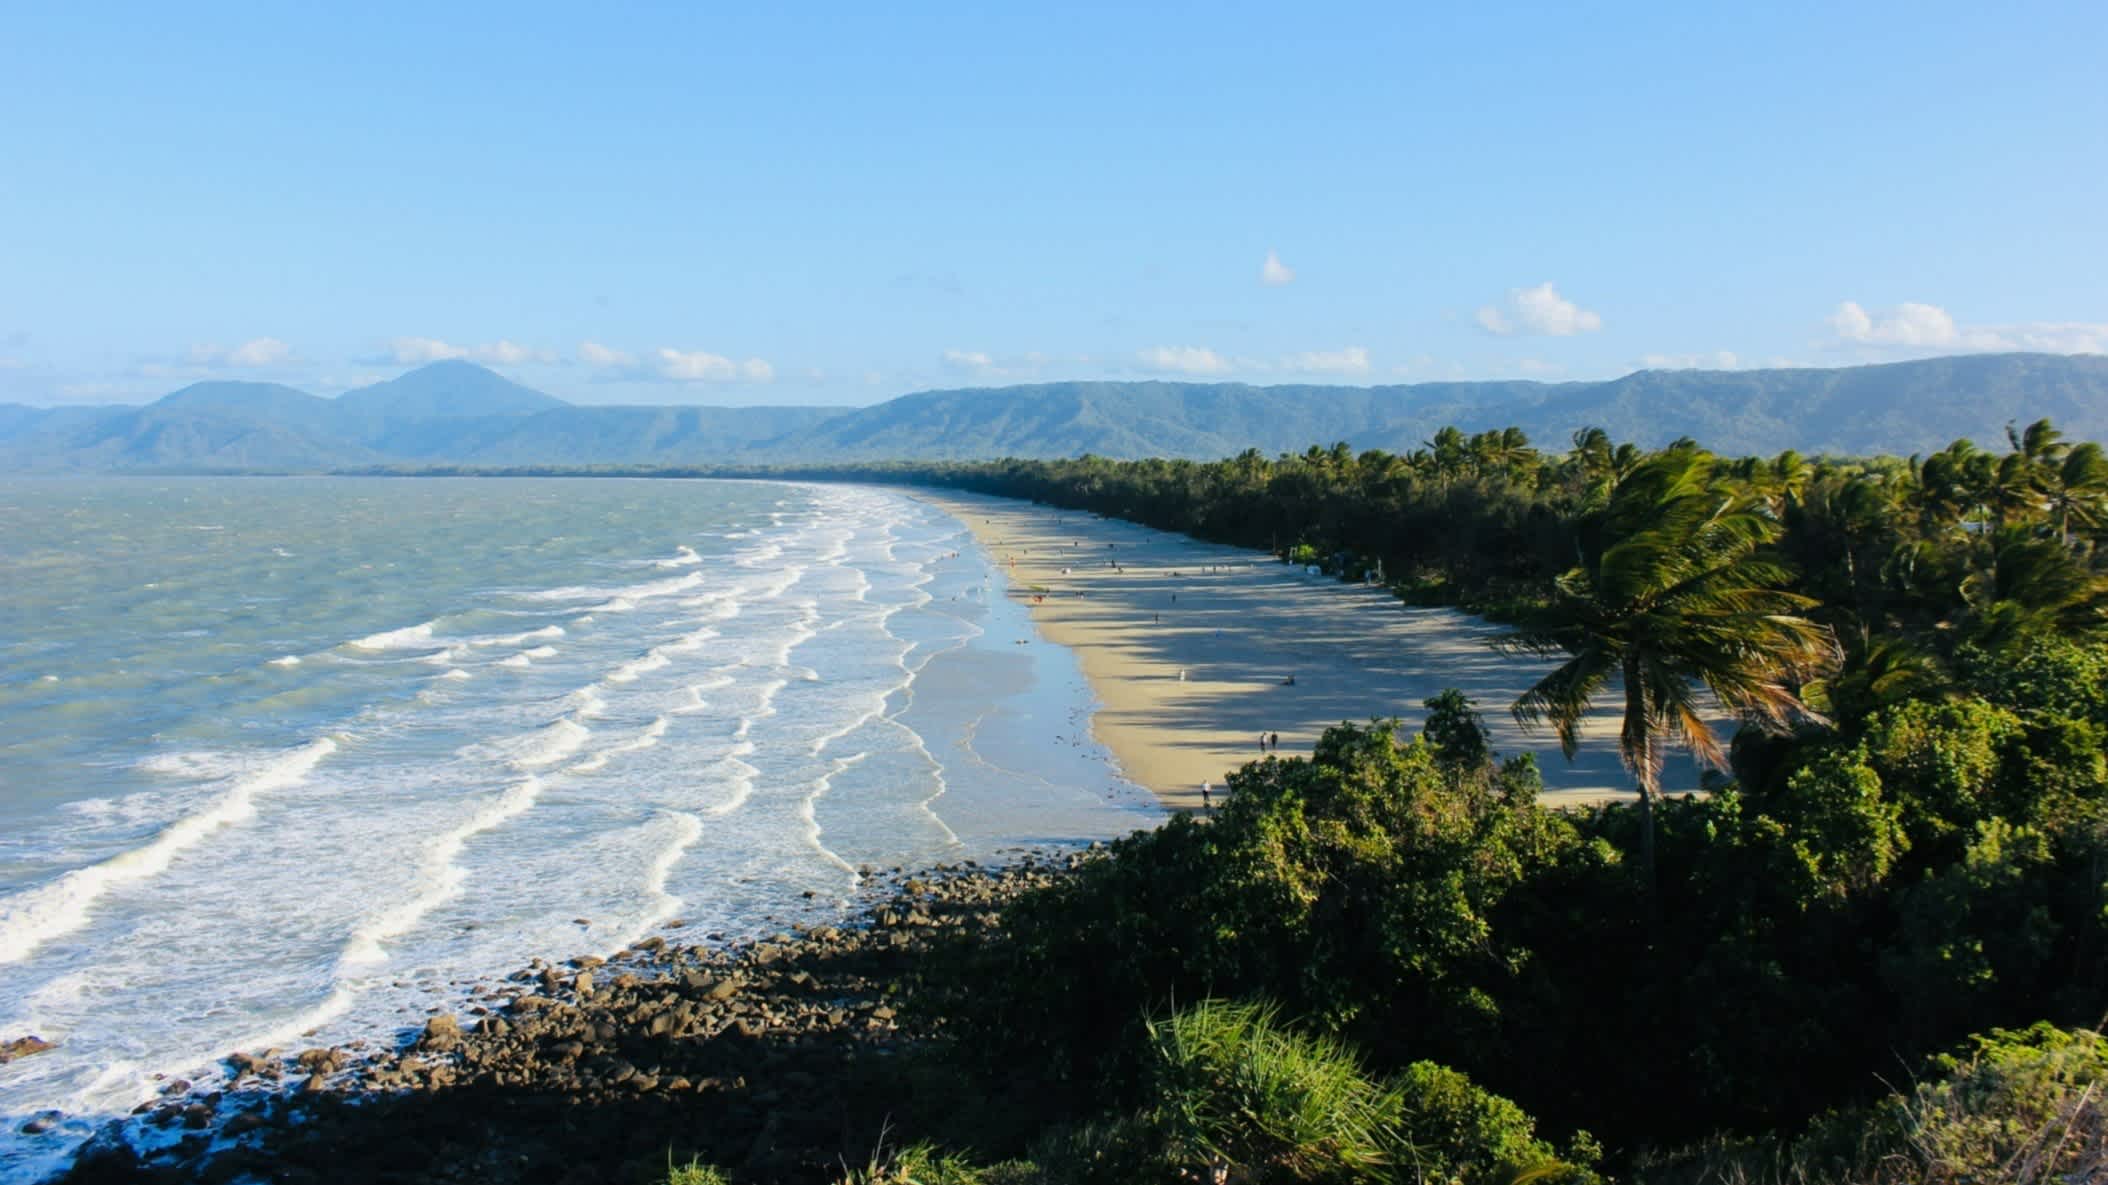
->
[1269, 731, 1280, 751]
[1201, 780, 1212, 812]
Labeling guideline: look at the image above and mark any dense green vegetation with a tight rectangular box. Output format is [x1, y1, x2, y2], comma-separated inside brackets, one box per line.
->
[658, 417, 2108, 1183]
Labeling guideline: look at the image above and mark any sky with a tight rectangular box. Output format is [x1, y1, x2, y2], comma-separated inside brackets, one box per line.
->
[3, 1, 2105, 408]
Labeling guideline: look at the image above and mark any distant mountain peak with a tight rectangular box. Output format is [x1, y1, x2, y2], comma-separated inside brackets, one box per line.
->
[6, 351, 2108, 472]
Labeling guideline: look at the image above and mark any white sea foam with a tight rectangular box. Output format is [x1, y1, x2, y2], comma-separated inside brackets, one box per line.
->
[606, 651, 670, 683]
[655, 545, 703, 569]
[341, 774, 546, 965]
[610, 716, 670, 753]
[492, 719, 592, 769]
[267, 655, 301, 668]
[0, 737, 339, 965]
[439, 669, 472, 682]
[515, 570, 704, 606]
[470, 625, 565, 648]
[634, 811, 705, 936]
[566, 686, 609, 718]
[520, 645, 558, 659]
[498, 654, 532, 668]
[347, 622, 437, 651]
[704, 742, 759, 815]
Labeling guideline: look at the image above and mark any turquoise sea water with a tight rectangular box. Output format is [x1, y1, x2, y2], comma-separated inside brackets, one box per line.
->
[0, 476, 1157, 1174]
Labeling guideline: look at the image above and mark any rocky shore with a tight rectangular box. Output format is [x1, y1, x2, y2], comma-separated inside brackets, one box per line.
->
[59, 851, 1088, 1185]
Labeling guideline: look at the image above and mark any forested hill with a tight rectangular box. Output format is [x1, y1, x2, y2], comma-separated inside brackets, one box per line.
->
[5, 352, 2107, 472]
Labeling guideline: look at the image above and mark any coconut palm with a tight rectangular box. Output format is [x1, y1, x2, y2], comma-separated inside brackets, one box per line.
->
[1499, 446, 1837, 899]
[2047, 442, 2108, 544]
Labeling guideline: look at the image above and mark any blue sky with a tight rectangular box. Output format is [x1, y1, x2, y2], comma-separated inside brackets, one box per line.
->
[3, 1, 2104, 407]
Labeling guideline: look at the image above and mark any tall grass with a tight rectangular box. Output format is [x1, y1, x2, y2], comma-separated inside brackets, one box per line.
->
[1146, 999, 1413, 1183]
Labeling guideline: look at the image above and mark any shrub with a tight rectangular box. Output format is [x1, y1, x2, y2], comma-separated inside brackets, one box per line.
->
[1147, 999, 1407, 1183]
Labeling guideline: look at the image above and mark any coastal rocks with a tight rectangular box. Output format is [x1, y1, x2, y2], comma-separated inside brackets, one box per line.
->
[417, 1013, 465, 1052]
[1, 1034, 56, 1064]
[78, 852, 1090, 1185]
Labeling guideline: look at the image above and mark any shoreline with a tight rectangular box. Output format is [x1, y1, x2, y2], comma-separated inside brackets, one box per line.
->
[912, 488, 1695, 812]
[45, 849, 1090, 1185]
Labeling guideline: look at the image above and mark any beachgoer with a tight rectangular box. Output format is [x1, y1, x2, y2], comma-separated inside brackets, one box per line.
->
[1270, 731, 1280, 751]
[1201, 781, 1212, 811]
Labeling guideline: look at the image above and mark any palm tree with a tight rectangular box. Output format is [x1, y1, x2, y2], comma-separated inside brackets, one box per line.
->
[2047, 442, 2108, 544]
[1499, 447, 1837, 902]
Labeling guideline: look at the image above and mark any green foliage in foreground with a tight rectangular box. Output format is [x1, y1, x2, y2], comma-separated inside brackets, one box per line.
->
[1145, 999, 1412, 1183]
[930, 676, 2108, 1156]
[1639, 1022, 2108, 1185]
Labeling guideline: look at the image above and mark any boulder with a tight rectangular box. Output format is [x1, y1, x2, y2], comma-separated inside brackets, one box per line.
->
[0, 1035, 56, 1065]
[418, 1013, 464, 1052]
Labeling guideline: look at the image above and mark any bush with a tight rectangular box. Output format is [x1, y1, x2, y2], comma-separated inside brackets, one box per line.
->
[1905, 1022, 2108, 1184]
[1637, 1024, 2108, 1185]
[1046, 1000, 1592, 1185]
[1147, 999, 1408, 1183]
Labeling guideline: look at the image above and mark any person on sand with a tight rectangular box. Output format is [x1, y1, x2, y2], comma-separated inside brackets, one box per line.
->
[1270, 731, 1280, 751]
[1201, 780, 1212, 812]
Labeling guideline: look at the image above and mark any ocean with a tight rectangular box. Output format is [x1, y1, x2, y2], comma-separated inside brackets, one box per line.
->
[0, 476, 1158, 1174]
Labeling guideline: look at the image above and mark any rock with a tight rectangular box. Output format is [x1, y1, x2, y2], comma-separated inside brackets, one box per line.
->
[572, 970, 594, 997]
[419, 1013, 464, 1051]
[0, 1035, 56, 1065]
[299, 1074, 328, 1094]
[20, 1114, 54, 1135]
[226, 1051, 274, 1079]
[296, 1047, 343, 1075]
[224, 1111, 268, 1136]
[706, 977, 741, 1002]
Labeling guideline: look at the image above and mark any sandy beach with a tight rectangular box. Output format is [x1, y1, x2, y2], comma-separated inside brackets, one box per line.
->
[916, 490, 1715, 812]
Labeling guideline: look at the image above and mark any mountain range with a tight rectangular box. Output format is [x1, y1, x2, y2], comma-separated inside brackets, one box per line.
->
[5, 353, 2107, 472]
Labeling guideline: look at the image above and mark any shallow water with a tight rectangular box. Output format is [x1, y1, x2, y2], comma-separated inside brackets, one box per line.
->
[0, 476, 1159, 1176]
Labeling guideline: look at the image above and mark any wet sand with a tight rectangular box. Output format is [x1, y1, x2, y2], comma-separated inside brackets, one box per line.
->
[916, 490, 1713, 812]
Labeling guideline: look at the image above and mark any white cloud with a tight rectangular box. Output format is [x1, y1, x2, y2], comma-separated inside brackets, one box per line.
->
[654, 348, 773, 383]
[1261, 249, 1295, 287]
[578, 341, 635, 368]
[1136, 345, 1232, 375]
[1280, 346, 1371, 376]
[1639, 350, 1741, 370]
[478, 340, 553, 365]
[1476, 282, 1603, 336]
[183, 337, 295, 369]
[1826, 300, 2108, 355]
[227, 337, 292, 367]
[389, 336, 469, 363]
[386, 337, 557, 366]
[943, 349, 996, 372]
